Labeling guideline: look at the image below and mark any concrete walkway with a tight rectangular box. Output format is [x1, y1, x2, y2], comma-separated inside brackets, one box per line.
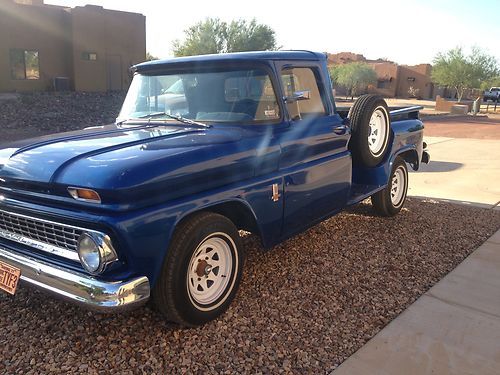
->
[333, 229, 500, 375]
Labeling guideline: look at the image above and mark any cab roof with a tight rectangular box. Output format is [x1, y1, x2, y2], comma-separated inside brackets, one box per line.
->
[134, 50, 327, 72]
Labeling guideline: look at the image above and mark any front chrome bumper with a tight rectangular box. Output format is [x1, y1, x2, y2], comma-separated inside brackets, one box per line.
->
[0, 245, 150, 312]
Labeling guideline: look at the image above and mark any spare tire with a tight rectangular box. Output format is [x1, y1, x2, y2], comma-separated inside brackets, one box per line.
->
[348, 95, 391, 167]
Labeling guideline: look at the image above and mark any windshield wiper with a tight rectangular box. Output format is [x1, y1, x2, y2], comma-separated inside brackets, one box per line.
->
[123, 112, 211, 129]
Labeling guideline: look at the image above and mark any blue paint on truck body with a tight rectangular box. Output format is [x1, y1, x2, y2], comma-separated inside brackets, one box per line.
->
[0, 51, 425, 287]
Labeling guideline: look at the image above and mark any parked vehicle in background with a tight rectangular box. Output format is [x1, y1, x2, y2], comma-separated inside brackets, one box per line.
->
[0, 51, 429, 326]
[483, 87, 500, 102]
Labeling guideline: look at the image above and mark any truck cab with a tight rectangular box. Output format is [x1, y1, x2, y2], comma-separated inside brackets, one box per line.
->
[484, 87, 500, 102]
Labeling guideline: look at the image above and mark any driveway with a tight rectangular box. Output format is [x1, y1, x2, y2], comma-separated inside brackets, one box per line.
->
[408, 115, 500, 207]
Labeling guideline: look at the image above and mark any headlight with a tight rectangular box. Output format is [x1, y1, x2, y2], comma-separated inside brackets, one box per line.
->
[77, 232, 117, 274]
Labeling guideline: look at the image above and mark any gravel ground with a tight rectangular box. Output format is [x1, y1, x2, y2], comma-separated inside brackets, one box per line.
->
[0, 92, 125, 143]
[1, 199, 499, 374]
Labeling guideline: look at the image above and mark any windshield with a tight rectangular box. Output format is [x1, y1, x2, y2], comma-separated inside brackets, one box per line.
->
[164, 79, 184, 95]
[118, 68, 281, 124]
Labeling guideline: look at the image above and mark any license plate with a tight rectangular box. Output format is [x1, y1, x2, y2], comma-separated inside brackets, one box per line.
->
[0, 260, 21, 295]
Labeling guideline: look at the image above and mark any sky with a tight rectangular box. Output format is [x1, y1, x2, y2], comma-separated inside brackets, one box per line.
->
[46, 0, 500, 65]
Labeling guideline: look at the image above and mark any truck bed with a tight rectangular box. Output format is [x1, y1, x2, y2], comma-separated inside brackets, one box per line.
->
[340, 105, 426, 206]
[337, 105, 423, 121]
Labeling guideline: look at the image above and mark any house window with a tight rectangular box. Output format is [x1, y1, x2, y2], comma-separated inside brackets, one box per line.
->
[10, 49, 40, 80]
[82, 52, 98, 61]
[377, 80, 389, 89]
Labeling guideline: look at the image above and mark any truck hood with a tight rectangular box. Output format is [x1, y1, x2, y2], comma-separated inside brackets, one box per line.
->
[0, 123, 263, 206]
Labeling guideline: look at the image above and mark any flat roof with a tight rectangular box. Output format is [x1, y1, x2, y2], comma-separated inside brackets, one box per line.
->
[134, 50, 326, 71]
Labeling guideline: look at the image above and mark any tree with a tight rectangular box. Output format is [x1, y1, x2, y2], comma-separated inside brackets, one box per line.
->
[146, 52, 159, 61]
[173, 18, 277, 57]
[226, 19, 277, 52]
[173, 18, 227, 57]
[329, 63, 377, 100]
[480, 76, 500, 91]
[431, 46, 499, 102]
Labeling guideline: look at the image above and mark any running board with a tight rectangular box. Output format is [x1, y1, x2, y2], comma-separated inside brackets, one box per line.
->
[347, 184, 385, 206]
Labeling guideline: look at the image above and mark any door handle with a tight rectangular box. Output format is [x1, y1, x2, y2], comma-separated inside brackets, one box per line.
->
[332, 125, 349, 135]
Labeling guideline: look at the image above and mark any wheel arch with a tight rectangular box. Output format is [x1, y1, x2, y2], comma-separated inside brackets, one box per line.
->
[174, 199, 262, 242]
[394, 147, 419, 171]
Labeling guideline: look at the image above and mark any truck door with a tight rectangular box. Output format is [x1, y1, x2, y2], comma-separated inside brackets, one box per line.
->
[276, 63, 351, 236]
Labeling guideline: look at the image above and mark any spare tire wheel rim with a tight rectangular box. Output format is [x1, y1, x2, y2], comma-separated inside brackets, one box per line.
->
[187, 233, 237, 311]
[391, 166, 406, 207]
[368, 107, 388, 157]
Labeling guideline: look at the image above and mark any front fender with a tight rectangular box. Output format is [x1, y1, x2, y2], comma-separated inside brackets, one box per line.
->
[106, 175, 284, 287]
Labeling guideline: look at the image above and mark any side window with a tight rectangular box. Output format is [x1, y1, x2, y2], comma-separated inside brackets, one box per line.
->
[281, 67, 326, 120]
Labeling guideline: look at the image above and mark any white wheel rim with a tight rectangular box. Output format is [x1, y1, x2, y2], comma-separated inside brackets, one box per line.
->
[187, 233, 236, 310]
[390, 166, 406, 207]
[368, 107, 388, 157]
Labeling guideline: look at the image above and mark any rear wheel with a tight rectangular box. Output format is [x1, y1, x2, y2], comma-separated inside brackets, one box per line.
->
[152, 212, 244, 326]
[349, 95, 391, 167]
[371, 157, 408, 216]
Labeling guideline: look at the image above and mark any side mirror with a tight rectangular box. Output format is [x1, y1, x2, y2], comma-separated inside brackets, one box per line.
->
[285, 90, 311, 103]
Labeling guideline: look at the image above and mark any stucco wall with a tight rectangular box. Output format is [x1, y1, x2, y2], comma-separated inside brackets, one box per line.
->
[397, 64, 433, 99]
[71, 5, 146, 92]
[368, 62, 399, 98]
[0, 0, 146, 92]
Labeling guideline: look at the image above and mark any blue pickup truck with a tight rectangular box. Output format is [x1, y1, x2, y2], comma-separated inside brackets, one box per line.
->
[0, 51, 429, 326]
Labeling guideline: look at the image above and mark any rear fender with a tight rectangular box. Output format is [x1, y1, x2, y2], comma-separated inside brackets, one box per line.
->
[390, 117, 425, 170]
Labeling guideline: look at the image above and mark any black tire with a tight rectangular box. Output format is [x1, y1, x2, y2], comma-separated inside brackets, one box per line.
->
[371, 157, 408, 216]
[152, 212, 244, 326]
[349, 94, 391, 167]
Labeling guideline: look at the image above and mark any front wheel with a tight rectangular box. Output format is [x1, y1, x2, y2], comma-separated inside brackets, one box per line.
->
[371, 157, 408, 216]
[152, 212, 244, 326]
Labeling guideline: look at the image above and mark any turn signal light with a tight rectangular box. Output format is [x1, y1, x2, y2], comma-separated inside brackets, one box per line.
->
[68, 187, 101, 203]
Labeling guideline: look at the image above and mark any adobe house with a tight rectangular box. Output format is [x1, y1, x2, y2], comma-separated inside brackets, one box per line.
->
[0, 0, 146, 92]
[328, 52, 435, 99]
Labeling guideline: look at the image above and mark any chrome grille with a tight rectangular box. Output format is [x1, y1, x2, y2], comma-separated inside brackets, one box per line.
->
[0, 209, 83, 261]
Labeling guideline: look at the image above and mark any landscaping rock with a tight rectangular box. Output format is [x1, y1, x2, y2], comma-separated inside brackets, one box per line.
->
[0, 199, 499, 373]
[0, 91, 125, 143]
